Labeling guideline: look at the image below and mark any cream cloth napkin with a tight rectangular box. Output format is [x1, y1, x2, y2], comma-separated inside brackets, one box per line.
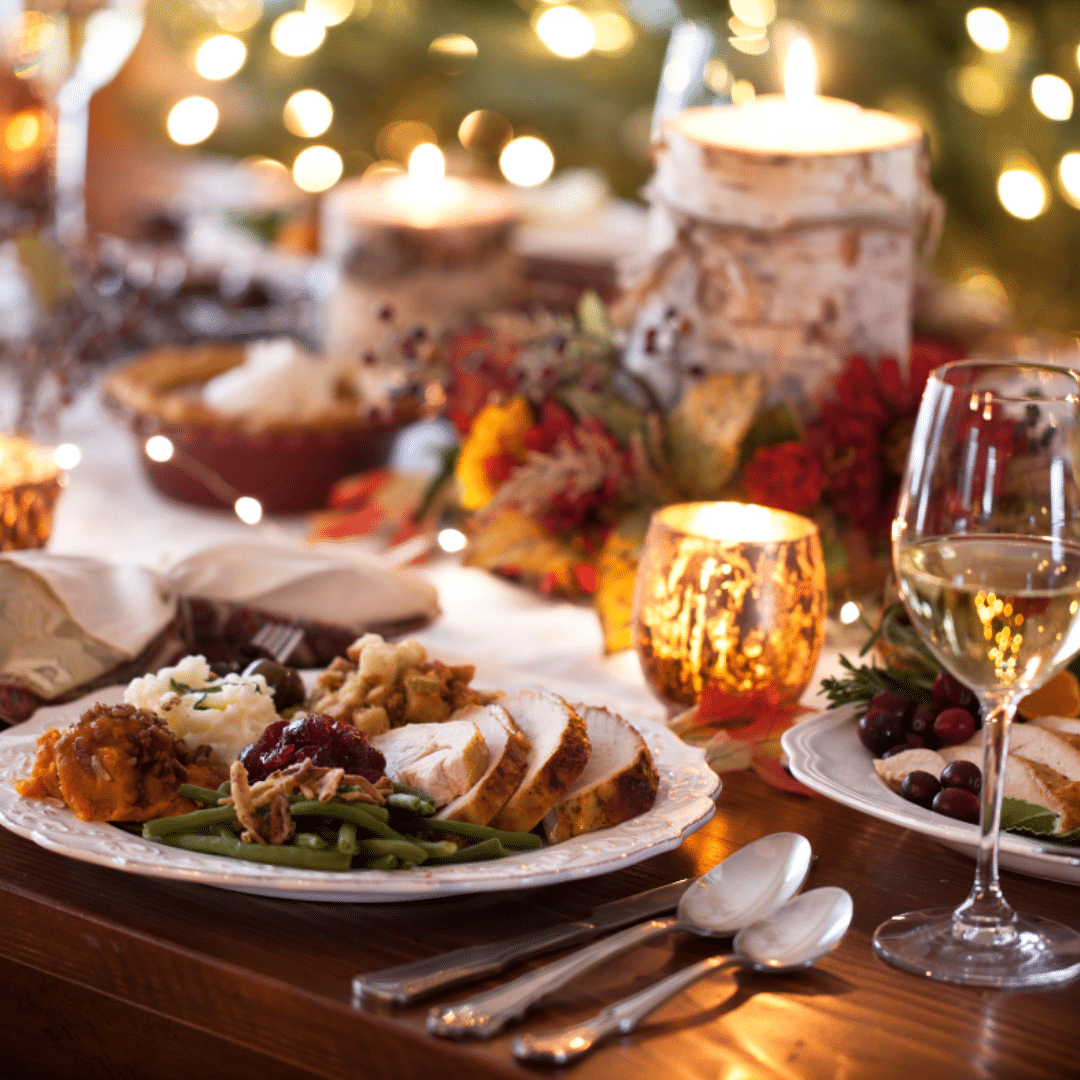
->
[0, 552, 175, 699]
[0, 543, 439, 701]
[164, 542, 439, 629]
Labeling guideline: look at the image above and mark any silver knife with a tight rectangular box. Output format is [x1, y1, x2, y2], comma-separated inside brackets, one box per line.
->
[353, 878, 692, 1004]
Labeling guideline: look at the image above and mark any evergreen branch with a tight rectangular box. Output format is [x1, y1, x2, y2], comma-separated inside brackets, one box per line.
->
[820, 654, 934, 713]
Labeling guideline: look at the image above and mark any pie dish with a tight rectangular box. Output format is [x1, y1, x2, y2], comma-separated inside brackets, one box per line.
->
[0, 685, 720, 902]
[782, 705, 1080, 886]
[103, 344, 416, 513]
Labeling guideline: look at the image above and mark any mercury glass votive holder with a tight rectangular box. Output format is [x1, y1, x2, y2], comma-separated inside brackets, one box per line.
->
[633, 502, 827, 711]
[0, 434, 62, 551]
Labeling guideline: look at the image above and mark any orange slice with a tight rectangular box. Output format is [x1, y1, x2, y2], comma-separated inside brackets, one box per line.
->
[1018, 669, 1080, 721]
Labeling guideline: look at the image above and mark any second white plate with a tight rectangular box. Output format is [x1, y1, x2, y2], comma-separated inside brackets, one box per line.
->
[782, 706, 1080, 887]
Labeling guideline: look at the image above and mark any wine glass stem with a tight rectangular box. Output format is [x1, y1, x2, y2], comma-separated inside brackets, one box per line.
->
[953, 698, 1017, 945]
[54, 87, 89, 247]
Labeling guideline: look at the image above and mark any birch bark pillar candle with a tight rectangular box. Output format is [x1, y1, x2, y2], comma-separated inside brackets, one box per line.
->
[621, 40, 936, 410]
[321, 146, 518, 360]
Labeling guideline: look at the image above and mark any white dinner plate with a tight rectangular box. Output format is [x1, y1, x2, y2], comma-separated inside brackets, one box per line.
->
[0, 686, 719, 902]
[782, 705, 1080, 886]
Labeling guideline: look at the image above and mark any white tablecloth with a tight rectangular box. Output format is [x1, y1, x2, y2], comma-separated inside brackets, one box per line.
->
[44, 389, 850, 715]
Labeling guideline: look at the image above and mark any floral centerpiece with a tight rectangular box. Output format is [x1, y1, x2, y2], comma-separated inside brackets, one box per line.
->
[313, 296, 964, 653]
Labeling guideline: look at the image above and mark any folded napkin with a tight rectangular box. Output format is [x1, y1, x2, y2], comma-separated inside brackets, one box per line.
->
[165, 541, 438, 631]
[0, 551, 175, 700]
[0, 542, 439, 711]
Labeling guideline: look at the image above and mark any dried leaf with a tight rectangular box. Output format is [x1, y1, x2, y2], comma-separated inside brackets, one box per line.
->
[464, 509, 583, 595]
[594, 512, 649, 654]
[666, 373, 765, 500]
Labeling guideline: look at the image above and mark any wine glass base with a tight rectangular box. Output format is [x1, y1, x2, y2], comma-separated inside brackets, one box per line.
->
[873, 908, 1080, 987]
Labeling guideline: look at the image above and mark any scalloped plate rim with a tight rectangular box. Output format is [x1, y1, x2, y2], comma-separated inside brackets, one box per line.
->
[782, 705, 1080, 886]
[0, 686, 720, 902]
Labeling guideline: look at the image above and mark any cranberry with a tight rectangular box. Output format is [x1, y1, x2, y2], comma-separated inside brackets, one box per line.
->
[908, 704, 941, 750]
[932, 786, 980, 824]
[882, 743, 913, 758]
[932, 672, 979, 718]
[940, 759, 982, 795]
[869, 691, 912, 725]
[858, 709, 907, 757]
[901, 770, 941, 809]
[933, 707, 977, 746]
[239, 713, 385, 783]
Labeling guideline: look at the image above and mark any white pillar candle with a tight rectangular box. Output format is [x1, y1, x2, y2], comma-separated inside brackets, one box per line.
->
[321, 146, 518, 359]
[622, 39, 933, 410]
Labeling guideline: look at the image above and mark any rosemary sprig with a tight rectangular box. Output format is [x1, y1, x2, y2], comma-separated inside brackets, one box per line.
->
[820, 655, 935, 714]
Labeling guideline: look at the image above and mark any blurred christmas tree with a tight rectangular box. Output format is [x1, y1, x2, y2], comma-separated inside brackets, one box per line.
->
[97, 0, 1080, 331]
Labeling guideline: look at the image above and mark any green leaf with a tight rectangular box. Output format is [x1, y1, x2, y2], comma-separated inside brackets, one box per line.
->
[576, 290, 614, 344]
[557, 385, 644, 447]
[1000, 797, 1058, 835]
[738, 404, 801, 465]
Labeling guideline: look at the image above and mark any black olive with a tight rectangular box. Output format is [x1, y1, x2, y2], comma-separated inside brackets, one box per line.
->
[242, 659, 306, 712]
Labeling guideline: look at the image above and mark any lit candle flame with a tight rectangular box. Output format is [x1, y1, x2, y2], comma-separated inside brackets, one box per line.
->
[408, 142, 445, 182]
[784, 38, 817, 103]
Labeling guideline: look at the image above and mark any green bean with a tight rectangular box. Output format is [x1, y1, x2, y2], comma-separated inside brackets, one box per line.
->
[217, 780, 231, 796]
[294, 832, 330, 850]
[387, 792, 436, 816]
[337, 821, 358, 857]
[366, 854, 398, 870]
[428, 838, 510, 863]
[288, 800, 407, 840]
[178, 784, 225, 806]
[357, 837, 428, 864]
[414, 838, 459, 860]
[142, 804, 238, 838]
[391, 781, 433, 799]
[425, 818, 542, 850]
[157, 833, 352, 871]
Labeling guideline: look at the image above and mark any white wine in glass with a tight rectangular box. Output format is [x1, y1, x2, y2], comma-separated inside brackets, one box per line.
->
[880, 359, 1080, 987]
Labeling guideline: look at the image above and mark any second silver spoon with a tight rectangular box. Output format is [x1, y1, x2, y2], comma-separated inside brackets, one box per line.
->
[513, 885, 854, 1064]
[427, 831, 812, 1038]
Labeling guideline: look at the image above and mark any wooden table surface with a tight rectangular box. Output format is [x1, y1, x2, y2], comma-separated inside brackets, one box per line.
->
[1, 768, 1077, 1080]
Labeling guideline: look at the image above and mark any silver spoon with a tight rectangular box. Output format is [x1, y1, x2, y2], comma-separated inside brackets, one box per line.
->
[427, 831, 813, 1039]
[513, 885, 853, 1065]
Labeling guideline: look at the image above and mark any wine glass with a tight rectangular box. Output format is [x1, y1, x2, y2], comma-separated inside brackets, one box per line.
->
[0, 0, 145, 245]
[878, 358, 1080, 987]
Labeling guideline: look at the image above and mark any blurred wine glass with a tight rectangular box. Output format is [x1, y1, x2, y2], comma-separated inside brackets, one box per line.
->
[0, 0, 145, 244]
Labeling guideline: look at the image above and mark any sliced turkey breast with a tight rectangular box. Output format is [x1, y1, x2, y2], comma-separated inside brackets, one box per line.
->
[1030, 715, 1080, 737]
[941, 726, 1080, 782]
[370, 719, 489, 808]
[435, 704, 531, 826]
[542, 706, 659, 843]
[488, 690, 590, 834]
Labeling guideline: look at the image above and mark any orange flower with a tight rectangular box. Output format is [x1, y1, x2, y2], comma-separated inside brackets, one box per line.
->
[455, 397, 533, 509]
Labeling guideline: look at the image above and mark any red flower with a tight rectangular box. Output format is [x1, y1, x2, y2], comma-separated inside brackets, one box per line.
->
[807, 340, 964, 529]
[742, 442, 826, 513]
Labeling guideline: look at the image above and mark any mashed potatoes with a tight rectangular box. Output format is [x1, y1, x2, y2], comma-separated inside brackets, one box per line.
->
[125, 655, 281, 767]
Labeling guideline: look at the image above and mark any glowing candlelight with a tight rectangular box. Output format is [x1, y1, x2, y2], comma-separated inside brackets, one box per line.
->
[784, 38, 816, 103]
[673, 38, 917, 156]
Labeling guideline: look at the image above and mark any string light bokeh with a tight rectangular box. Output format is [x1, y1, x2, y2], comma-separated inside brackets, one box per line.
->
[114, 0, 1080, 332]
